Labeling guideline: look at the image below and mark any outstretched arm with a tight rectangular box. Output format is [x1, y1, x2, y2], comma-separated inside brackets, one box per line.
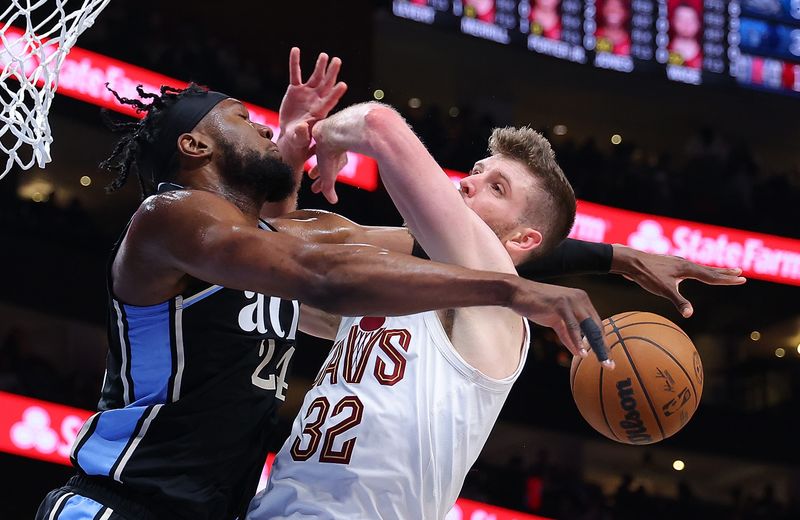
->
[518, 240, 746, 316]
[117, 189, 603, 357]
[271, 211, 744, 339]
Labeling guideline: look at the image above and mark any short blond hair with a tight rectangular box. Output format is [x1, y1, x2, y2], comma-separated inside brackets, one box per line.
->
[488, 126, 576, 256]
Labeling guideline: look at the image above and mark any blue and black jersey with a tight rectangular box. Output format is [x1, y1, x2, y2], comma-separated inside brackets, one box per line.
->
[68, 218, 299, 520]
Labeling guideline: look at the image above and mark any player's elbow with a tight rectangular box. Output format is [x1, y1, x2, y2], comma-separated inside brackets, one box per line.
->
[363, 104, 407, 156]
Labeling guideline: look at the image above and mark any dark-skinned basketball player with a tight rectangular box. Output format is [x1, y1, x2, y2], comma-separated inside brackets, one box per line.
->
[34, 51, 624, 520]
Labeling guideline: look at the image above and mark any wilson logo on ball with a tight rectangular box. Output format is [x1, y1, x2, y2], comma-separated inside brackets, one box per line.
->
[616, 378, 652, 444]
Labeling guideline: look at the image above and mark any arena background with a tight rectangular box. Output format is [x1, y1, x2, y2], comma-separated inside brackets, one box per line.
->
[1, 1, 799, 518]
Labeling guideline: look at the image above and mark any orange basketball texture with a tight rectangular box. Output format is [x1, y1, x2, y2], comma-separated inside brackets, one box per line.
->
[570, 312, 704, 445]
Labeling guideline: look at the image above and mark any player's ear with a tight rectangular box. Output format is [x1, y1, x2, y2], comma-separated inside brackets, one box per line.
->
[177, 131, 212, 162]
[504, 227, 542, 257]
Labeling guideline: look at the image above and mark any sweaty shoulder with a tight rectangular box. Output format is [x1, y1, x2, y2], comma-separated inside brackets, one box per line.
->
[113, 189, 249, 305]
[134, 189, 249, 231]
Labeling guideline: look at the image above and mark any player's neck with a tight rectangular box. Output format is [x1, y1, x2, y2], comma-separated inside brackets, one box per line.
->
[175, 168, 264, 221]
[216, 184, 265, 220]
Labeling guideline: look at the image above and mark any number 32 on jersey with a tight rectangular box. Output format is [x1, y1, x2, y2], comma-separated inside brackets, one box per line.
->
[289, 395, 364, 464]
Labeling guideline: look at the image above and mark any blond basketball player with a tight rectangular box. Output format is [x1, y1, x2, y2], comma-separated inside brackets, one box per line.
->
[247, 103, 593, 519]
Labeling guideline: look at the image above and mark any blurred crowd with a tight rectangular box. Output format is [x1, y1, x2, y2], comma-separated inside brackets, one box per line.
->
[461, 452, 800, 520]
[0, 327, 102, 410]
[68, 2, 800, 240]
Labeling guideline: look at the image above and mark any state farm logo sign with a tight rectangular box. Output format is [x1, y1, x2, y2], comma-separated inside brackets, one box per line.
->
[11, 407, 59, 454]
[629, 220, 671, 255]
[626, 220, 800, 282]
[0, 392, 90, 465]
[571, 201, 800, 287]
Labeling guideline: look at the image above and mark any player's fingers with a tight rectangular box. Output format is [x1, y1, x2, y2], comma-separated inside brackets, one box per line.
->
[315, 177, 338, 204]
[580, 317, 614, 369]
[324, 185, 339, 205]
[319, 82, 348, 115]
[292, 121, 310, 142]
[670, 283, 693, 318]
[289, 47, 302, 86]
[322, 57, 342, 90]
[579, 294, 603, 340]
[685, 264, 747, 285]
[307, 53, 329, 87]
[308, 165, 320, 180]
[552, 319, 582, 357]
[561, 306, 586, 359]
[569, 289, 613, 368]
[580, 336, 591, 358]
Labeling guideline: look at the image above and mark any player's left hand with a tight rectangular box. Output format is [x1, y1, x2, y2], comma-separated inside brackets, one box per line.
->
[610, 244, 746, 318]
[306, 126, 347, 204]
[277, 48, 348, 172]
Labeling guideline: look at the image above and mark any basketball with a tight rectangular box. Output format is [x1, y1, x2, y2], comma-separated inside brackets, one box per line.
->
[570, 311, 704, 445]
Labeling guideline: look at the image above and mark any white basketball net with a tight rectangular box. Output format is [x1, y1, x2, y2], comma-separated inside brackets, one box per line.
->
[0, 0, 111, 179]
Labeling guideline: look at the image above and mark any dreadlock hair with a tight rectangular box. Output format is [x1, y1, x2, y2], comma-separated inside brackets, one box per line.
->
[100, 83, 211, 197]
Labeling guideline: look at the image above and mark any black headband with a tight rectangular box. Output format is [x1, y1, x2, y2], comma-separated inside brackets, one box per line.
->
[139, 90, 229, 184]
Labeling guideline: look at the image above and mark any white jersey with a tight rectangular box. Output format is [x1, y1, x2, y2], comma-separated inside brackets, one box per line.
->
[248, 311, 530, 520]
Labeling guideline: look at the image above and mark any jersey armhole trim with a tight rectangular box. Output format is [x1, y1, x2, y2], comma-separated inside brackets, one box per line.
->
[421, 312, 530, 393]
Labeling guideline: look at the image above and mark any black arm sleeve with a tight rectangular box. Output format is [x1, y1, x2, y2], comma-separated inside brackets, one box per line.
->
[516, 239, 613, 281]
[411, 237, 613, 281]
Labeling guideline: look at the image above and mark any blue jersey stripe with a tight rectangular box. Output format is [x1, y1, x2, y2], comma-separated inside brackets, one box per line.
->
[76, 299, 177, 480]
[170, 297, 185, 401]
[183, 285, 224, 308]
[112, 404, 162, 482]
[53, 493, 105, 519]
[75, 407, 147, 477]
[124, 301, 173, 405]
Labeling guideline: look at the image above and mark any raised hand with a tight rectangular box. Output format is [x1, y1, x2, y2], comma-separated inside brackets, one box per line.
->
[305, 102, 377, 205]
[511, 279, 615, 369]
[277, 48, 348, 172]
[610, 244, 747, 317]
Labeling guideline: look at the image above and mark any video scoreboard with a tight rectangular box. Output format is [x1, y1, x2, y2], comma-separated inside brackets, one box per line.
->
[392, 0, 800, 95]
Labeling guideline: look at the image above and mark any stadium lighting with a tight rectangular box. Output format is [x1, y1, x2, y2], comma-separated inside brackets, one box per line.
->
[775, 348, 786, 358]
[80, 175, 92, 186]
[408, 97, 422, 108]
[611, 134, 622, 145]
[672, 460, 685, 471]
[373, 89, 385, 100]
[750, 331, 761, 341]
